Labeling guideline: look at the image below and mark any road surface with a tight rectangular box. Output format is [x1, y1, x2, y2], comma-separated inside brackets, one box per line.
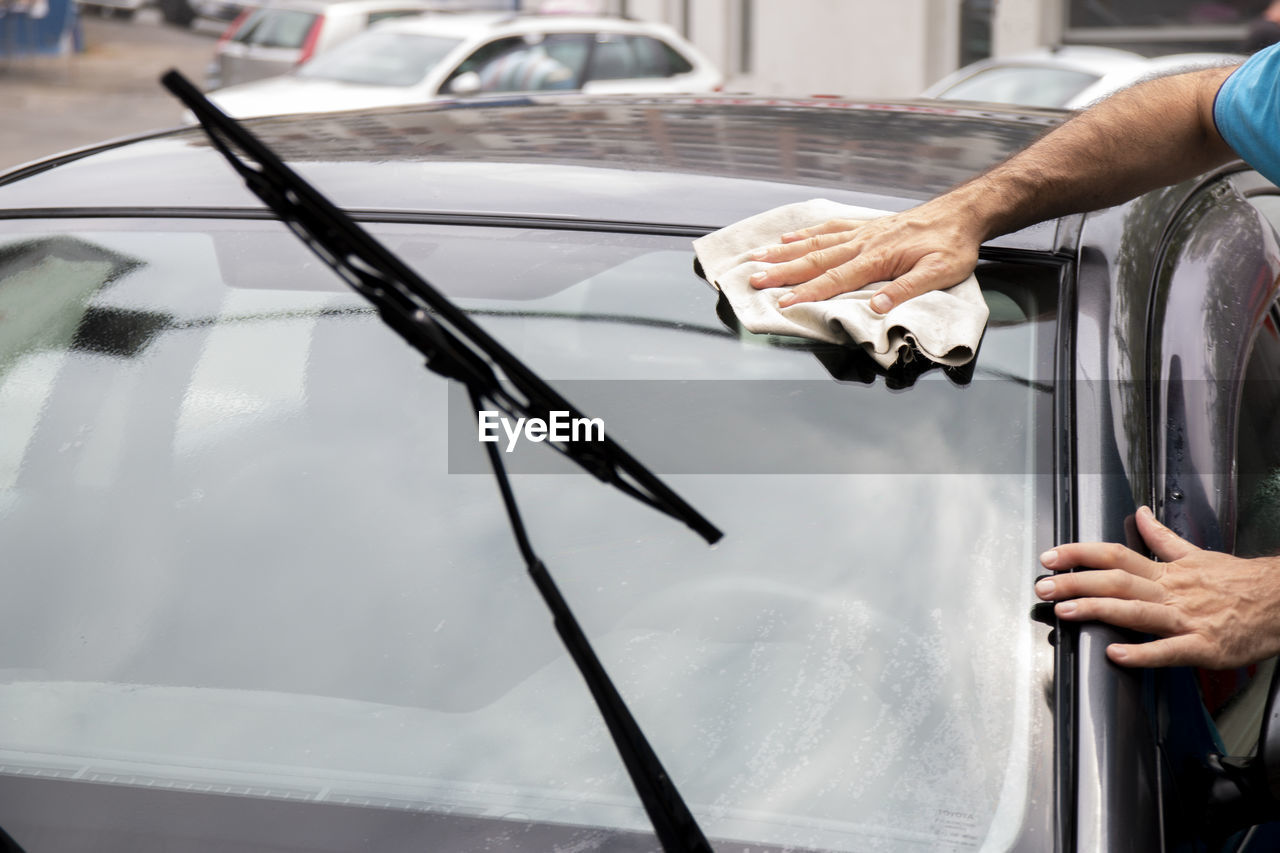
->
[0, 9, 218, 172]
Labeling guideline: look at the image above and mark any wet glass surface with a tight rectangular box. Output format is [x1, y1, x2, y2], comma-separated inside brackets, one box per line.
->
[0, 220, 1056, 851]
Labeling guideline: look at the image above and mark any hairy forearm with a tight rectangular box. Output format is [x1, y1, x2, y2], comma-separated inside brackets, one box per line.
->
[939, 66, 1240, 240]
[752, 65, 1244, 310]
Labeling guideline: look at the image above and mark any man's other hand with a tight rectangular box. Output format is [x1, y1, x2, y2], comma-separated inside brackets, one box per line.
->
[1035, 506, 1280, 669]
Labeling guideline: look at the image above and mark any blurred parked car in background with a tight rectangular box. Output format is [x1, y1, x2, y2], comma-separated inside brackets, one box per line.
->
[205, 0, 440, 89]
[3, 86, 1280, 851]
[150, 0, 503, 32]
[202, 12, 721, 117]
[188, 0, 256, 25]
[74, 0, 150, 21]
[922, 45, 1243, 108]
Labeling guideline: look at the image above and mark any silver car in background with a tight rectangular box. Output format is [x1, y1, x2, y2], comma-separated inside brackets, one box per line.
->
[922, 45, 1243, 109]
[206, 0, 453, 89]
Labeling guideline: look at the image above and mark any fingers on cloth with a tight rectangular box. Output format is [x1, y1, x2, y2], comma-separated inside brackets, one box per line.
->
[780, 218, 866, 243]
[755, 229, 860, 263]
[869, 255, 969, 312]
[756, 240, 869, 290]
[776, 253, 900, 305]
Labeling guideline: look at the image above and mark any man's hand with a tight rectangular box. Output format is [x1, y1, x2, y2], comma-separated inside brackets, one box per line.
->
[744, 198, 985, 312]
[1036, 506, 1280, 669]
[737, 198, 983, 312]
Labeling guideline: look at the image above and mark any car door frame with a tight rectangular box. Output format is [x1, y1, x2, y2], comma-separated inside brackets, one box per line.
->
[1147, 166, 1280, 851]
[1063, 165, 1280, 852]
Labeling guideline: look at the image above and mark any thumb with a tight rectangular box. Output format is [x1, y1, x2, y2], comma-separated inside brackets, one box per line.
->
[1136, 505, 1197, 562]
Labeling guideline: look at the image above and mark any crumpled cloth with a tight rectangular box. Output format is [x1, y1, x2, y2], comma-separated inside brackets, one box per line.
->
[692, 199, 988, 368]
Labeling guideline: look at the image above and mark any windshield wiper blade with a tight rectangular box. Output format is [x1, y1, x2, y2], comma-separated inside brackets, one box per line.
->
[162, 70, 718, 853]
[167, 87, 719, 543]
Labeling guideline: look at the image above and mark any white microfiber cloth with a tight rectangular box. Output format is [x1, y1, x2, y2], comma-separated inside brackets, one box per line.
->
[693, 199, 988, 368]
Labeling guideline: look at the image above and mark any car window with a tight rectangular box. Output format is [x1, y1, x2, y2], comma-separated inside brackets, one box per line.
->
[449, 33, 589, 93]
[589, 33, 692, 79]
[642, 34, 693, 75]
[0, 219, 1057, 852]
[588, 33, 687, 81]
[541, 32, 591, 78]
[1234, 302, 1280, 563]
[935, 65, 1100, 108]
[242, 8, 317, 50]
[1214, 299, 1280, 754]
[228, 8, 266, 44]
[296, 30, 463, 86]
[444, 34, 523, 81]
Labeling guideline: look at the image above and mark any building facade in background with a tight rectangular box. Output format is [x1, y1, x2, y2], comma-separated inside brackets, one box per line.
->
[525, 0, 1269, 100]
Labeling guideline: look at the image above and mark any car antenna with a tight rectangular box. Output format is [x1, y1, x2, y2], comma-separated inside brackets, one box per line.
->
[161, 69, 719, 853]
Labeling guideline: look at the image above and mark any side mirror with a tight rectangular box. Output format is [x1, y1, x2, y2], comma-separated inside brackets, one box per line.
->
[447, 71, 481, 96]
[1203, 663, 1280, 836]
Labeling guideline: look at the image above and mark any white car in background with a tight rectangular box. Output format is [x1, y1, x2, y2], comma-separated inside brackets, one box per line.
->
[923, 45, 1243, 109]
[202, 12, 723, 119]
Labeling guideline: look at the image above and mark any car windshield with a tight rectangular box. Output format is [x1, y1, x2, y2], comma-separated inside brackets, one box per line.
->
[0, 219, 1055, 851]
[296, 30, 462, 86]
[936, 64, 1100, 107]
[233, 8, 317, 49]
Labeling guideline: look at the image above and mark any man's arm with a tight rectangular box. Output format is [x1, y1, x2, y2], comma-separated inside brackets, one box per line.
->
[748, 66, 1240, 312]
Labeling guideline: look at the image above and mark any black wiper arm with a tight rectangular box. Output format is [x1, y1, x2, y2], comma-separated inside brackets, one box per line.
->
[1, 826, 26, 852]
[162, 70, 718, 853]
[164, 72, 719, 544]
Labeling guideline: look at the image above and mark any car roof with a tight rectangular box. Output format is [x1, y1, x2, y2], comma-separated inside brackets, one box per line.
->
[0, 95, 1067, 252]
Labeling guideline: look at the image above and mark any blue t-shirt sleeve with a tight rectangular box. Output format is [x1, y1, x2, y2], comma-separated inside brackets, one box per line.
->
[1214, 43, 1280, 186]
